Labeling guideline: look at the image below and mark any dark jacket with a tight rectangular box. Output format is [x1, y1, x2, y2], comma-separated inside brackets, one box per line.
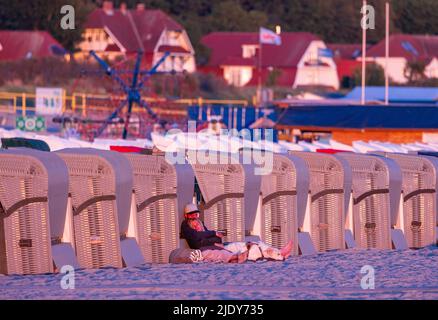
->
[181, 220, 222, 251]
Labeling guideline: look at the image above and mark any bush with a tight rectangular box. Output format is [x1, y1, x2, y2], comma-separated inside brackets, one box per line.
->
[353, 63, 386, 87]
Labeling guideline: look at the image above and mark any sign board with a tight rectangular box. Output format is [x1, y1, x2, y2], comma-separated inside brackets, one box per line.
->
[16, 116, 46, 132]
[35, 87, 64, 115]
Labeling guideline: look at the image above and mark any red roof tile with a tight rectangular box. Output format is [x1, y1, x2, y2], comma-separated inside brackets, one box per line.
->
[201, 32, 319, 68]
[0, 31, 64, 61]
[327, 43, 362, 60]
[366, 34, 438, 61]
[130, 10, 182, 52]
[105, 43, 121, 52]
[221, 56, 256, 66]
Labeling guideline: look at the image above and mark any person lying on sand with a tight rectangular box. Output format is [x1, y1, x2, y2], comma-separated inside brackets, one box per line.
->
[181, 203, 294, 263]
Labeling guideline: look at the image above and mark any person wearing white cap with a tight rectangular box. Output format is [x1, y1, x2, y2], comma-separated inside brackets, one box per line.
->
[181, 203, 294, 263]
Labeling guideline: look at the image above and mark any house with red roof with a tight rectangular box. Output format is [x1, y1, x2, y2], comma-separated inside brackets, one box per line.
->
[0, 30, 65, 61]
[363, 34, 438, 83]
[76, 1, 196, 73]
[200, 32, 339, 89]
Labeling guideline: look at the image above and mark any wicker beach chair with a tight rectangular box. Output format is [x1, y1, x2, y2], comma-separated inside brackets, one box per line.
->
[337, 153, 405, 249]
[56, 148, 142, 269]
[289, 151, 351, 253]
[122, 153, 194, 263]
[0, 148, 77, 274]
[257, 154, 309, 255]
[190, 152, 260, 243]
[413, 151, 438, 245]
[372, 152, 437, 248]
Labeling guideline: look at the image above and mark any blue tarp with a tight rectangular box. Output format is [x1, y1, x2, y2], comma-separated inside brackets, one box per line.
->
[343, 86, 438, 104]
[276, 104, 438, 130]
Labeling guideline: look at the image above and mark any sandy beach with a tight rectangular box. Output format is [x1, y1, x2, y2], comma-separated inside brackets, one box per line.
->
[1, 245, 437, 300]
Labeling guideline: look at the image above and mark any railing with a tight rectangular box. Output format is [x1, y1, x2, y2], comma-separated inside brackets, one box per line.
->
[0, 92, 249, 118]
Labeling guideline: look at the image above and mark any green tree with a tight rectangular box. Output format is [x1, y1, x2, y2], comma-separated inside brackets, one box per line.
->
[208, 1, 268, 32]
[266, 68, 282, 87]
[393, 0, 438, 35]
[353, 63, 385, 86]
[404, 60, 427, 83]
[0, 0, 95, 52]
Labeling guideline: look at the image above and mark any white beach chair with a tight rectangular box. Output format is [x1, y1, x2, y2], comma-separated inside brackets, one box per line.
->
[0, 148, 78, 274]
[337, 153, 406, 250]
[255, 154, 308, 255]
[289, 151, 351, 253]
[414, 151, 438, 244]
[329, 140, 355, 152]
[277, 140, 306, 152]
[122, 153, 194, 263]
[297, 141, 319, 152]
[190, 152, 261, 243]
[373, 152, 437, 248]
[56, 148, 143, 269]
[352, 141, 378, 154]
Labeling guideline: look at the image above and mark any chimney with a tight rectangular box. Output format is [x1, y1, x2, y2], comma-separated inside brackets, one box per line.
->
[137, 3, 145, 11]
[120, 2, 127, 14]
[102, 1, 114, 15]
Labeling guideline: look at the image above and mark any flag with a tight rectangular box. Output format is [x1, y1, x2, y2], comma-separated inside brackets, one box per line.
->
[259, 27, 281, 45]
[317, 48, 334, 58]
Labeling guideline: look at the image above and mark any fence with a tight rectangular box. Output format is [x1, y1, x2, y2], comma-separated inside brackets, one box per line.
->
[0, 92, 249, 118]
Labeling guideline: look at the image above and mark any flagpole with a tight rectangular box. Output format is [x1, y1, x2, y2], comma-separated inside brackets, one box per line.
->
[361, 0, 367, 105]
[316, 50, 320, 86]
[385, 2, 390, 105]
[258, 32, 263, 108]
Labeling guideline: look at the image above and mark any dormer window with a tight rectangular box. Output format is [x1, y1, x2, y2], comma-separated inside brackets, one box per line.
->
[242, 45, 258, 58]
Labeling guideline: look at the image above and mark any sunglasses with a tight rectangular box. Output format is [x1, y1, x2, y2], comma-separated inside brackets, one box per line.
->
[185, 211, 200, 218]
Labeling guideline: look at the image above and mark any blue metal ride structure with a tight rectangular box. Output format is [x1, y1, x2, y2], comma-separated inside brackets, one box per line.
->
[89, 50, 170, 139]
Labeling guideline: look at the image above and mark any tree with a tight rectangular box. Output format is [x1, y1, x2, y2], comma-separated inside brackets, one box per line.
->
[353, 63, 385, 86]
[393, 0, 438, 35]
[0, 0, 95, 52]
[208, 1, 268, 32]
[266, 68, 282, 87]
[404, 60, 427, 83]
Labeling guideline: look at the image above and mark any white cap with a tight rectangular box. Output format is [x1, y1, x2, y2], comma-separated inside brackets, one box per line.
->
[184, 203, 200, 215]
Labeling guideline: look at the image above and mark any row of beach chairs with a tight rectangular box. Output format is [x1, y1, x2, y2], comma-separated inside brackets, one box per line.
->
[0, 148, 437, 274]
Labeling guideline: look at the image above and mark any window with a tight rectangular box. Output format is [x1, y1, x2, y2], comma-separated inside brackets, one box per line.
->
[401, 41, 419, 57]
[242, 45, 258, 58]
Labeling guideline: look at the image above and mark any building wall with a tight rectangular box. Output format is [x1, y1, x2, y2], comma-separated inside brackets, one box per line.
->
[425, 58, 438, 79]
[294, 65, 339, 89]
[373, 57, 408, 83]
[295, 40, 339, 89]
[365, 57, 438, 83]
